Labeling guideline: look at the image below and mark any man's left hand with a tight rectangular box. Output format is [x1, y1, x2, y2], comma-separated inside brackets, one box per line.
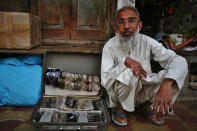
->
[153, 78, 174, 117]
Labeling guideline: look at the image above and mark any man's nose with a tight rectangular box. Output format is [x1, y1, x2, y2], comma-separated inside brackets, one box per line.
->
[124, 21, 130, 29]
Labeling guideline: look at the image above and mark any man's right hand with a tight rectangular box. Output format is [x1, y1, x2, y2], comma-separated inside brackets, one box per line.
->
[125, 57, 147, 79]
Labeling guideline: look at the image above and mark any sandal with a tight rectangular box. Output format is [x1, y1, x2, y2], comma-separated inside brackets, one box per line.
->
[144, 111, 165, 125]
[112, 109, 128, 126]
[140, 103, 165, 125]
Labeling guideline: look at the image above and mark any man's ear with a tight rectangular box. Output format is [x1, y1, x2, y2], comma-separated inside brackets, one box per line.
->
[113, 25, 117, 33]
[139, 21, 143, 31]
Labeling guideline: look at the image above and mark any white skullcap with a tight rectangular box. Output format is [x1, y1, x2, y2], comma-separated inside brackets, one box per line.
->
[117, 0, 135, 11]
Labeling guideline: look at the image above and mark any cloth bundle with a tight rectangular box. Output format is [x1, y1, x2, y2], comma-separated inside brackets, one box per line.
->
[0, 54, 42, 106]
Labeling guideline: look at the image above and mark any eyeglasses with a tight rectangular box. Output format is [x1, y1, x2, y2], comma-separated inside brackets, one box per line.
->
[116, 18, 139, 26]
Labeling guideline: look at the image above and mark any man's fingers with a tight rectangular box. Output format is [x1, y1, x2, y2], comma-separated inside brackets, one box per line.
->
[139, 69, 146, 78]
[153, 101, 159, 116]
[142, 69, 147, 77]
[133, 70, 138, 77]
[164, 102, 169, 116]
[137, 68, 146, 79]
[133, 69, 142, 79]
[169, 101, 173, 112]
[136, 68, 141, 79]
[159, 102, 164, 118]
[138, 66, 147, 78]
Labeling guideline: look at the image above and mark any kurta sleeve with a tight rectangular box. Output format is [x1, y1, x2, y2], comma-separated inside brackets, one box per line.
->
[101, 45, 128, 90]
[101, 45, 117, 89]
[150, 39, 188, 89]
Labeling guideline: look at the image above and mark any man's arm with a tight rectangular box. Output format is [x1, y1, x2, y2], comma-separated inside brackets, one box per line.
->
[101, 45, 133, 89]
[153, 78, 174, 117]
[101, 46, 122, 89]
[150, 39, 188, 117]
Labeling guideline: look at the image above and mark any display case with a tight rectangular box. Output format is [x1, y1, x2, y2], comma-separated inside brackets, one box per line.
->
[31, 51, 109, 131]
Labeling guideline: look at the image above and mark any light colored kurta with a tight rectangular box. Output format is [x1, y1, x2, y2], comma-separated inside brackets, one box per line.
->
[101, 34, 188, 112]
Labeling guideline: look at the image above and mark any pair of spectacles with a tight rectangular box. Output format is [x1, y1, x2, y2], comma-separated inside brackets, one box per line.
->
[116, 18, 139, 26]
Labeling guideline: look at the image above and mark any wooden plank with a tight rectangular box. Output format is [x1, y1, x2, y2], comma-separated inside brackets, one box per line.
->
[38, 0, 63, 28]
[31, 0, 71, 40]
[42, 39, 105, 47]
[30, 15, 42, 48]
[71, 0, 107, 40]
[40, 46, 103, 53]
[107, 0, 117, 38]
[0, 45, 104, 54]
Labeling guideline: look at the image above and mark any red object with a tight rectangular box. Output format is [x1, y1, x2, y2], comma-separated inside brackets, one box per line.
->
[168, 7, 173, 15]
[169, 34, 197, 50]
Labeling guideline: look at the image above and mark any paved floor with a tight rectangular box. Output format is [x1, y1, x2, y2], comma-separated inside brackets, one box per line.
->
[106, 100, 197, 131]
[0, 100, 197, 131]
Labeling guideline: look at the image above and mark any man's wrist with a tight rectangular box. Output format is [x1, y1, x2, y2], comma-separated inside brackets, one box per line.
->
[162, 78, 174, 87]
[125, 57, 132, 67]
[124, 57, 129, 67]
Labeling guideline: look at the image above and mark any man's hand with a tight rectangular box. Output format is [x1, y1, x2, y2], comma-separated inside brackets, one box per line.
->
[125, 57, 147, 79]
[153, 78, 174, 117]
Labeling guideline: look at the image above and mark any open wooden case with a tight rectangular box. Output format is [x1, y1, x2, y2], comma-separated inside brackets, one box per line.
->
[31, 51, 109, 131]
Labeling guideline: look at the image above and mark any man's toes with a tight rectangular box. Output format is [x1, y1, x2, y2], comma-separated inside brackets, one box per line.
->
[115, 114, 127, 123]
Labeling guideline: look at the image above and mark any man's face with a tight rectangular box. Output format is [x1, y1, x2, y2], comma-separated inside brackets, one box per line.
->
[115, 8, 142, 38]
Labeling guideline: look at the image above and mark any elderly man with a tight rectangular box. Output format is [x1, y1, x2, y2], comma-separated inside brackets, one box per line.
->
[101, 6, 188, 126]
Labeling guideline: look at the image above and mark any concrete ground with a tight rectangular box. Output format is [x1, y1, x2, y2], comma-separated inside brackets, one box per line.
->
[0, 100, 196, 131]
[106, 100, 197, 131]
[0, 87, 197, 131]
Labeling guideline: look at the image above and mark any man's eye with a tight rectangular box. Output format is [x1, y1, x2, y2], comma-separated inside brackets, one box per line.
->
[118, 20, 125, 24]
[128, 19, 135, 23]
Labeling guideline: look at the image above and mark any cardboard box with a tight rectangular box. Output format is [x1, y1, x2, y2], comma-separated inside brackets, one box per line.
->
[0, 11, 41, 49]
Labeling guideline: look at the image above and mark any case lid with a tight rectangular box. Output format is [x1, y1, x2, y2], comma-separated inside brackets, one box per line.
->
[42, 51, 102, 97]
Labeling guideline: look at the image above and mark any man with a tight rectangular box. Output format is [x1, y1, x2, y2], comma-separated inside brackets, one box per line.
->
[101, 6, 188, 126]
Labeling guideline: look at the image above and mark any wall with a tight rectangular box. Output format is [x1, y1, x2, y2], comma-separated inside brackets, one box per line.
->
[0, 0, 29, 12]
[136, 0, 197, 37]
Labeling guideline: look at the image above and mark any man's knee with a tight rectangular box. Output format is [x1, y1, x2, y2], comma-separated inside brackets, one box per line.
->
[115, 81, 133, 101]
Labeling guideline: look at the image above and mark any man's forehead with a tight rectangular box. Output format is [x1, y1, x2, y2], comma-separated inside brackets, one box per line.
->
[117, 8, 138, 19]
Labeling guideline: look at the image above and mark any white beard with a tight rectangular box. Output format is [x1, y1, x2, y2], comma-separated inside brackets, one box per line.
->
[116, 26, 140, 52]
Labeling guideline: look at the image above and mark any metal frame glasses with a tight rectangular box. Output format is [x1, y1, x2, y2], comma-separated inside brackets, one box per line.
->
[116, 18, 140, 26]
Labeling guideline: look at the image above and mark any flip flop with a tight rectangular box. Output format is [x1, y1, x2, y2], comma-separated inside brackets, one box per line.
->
[112, 109, 128, 126]
[144, 111, 165, 125]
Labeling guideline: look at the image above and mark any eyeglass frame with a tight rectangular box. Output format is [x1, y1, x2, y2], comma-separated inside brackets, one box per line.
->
[116, 17, 140, 26]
